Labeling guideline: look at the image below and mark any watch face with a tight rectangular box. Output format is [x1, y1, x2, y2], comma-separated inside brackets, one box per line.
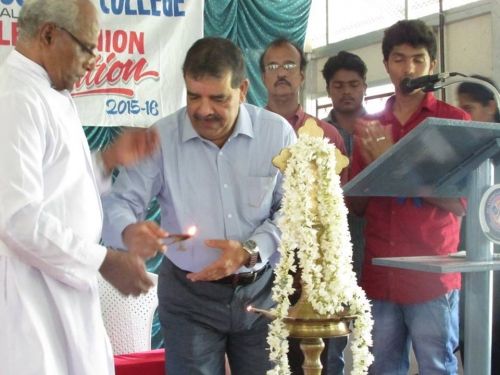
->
[243, 240, 259, 268]
[479, 184, 500, 244]
[244, 240, 258, 251]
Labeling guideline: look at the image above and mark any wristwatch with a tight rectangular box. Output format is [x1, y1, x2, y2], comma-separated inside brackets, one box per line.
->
[241, 239, 260, 268]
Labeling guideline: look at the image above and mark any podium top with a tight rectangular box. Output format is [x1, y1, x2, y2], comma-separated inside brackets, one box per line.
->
[343, 117, 500, 197]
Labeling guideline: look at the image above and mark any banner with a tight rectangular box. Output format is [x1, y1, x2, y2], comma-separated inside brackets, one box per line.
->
[0, 0, 203, 127]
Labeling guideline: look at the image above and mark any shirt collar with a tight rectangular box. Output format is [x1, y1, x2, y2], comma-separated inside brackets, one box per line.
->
[232, 104, 254, 138]
[380, 92, 437, 122]
[327, 107, 367, 124]
[181, 110, 199, 142]
[420, 91, 438, 111]
[287, 105, 305, 130]
[264, 104, 303, 129]
[10, 49, 60, 91]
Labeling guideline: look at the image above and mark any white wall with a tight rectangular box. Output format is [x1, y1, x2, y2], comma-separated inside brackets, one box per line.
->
[446, 13, 493, 104]
[304, 0, 500, 112]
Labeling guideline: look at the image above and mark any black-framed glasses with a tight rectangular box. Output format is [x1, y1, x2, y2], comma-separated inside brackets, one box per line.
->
[58, 26, 97, 58]
[264, 62, 298, 72]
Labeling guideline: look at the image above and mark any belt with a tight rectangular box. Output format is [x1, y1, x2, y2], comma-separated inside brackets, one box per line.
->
[173, 261, 270, 287]
[213, 265, 269, 287]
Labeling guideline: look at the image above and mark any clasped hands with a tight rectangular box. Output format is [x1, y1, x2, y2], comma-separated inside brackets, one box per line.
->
[354, 119, 393, 164]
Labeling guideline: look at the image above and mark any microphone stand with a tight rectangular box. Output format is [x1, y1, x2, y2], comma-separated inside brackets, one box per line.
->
[428, 74, 500, 111]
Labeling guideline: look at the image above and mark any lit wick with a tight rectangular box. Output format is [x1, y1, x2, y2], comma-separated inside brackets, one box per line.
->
[187, 225, 197, 236]
[166, 225, 197, 245]
[246, 305, 276, 320]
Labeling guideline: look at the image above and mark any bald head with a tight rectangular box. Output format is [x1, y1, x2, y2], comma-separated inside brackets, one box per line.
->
[16, 0, 100, 91]
[18, 0, 99, 42]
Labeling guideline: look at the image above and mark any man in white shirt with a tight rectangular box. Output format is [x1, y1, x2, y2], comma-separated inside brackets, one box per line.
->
[0, 1, 159, 374]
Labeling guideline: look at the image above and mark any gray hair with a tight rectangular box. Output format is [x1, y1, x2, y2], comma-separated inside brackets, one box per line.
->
[183, 37, 246, 89]
[18, 0, 95, 40]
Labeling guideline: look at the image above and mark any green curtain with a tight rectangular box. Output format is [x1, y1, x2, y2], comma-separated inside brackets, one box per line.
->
[204, 0, 311, 107]
[85, 0, 311, 349]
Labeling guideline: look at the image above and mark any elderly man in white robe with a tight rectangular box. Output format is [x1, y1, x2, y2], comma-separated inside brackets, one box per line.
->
[0, 0, 162, 374]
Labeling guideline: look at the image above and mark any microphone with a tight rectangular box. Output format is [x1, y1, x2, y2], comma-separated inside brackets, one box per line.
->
[400, 73, 451, 94]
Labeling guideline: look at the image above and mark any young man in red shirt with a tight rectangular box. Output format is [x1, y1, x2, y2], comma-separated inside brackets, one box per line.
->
[350, 19, 470, 374]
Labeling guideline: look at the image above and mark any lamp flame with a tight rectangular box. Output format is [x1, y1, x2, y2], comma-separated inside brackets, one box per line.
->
[187, 225, 197, 236]
[246, 305, 276, 320]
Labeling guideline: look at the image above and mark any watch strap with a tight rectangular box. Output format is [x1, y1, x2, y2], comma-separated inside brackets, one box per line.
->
[241, 240, 259, 268]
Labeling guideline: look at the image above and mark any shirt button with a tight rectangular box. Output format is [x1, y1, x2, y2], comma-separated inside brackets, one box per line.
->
[219, 151, 224, 156]
[224, 184, 228, 188]
[227, 213, 233, 219]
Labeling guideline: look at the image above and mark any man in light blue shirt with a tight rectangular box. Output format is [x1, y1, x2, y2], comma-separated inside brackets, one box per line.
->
[101, 37, 296, 375]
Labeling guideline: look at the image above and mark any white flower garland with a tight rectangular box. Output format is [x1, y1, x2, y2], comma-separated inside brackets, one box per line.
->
[267, 135, 374, 375]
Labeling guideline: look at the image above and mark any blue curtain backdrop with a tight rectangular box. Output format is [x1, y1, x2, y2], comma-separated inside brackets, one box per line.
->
[85, 0, 311, 349]
[204, 0, 311, 107]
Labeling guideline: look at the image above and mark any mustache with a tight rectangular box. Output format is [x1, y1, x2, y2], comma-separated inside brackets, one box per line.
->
[340, 95, 354, 101]
[274, 78, 291, 87]
[193, 113, 222, 122]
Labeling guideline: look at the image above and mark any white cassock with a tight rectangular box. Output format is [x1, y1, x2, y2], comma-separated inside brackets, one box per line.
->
[0, 50, 114, 374]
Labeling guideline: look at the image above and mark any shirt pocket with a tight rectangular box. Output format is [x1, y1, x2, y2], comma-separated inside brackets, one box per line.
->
[246, 175, 276, 208]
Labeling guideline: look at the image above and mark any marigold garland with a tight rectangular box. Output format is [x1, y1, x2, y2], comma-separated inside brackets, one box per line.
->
[267, 135, 374, 375]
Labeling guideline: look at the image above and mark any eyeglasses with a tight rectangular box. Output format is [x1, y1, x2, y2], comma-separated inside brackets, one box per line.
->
[264, 62, 298, 72]
[58, 26, 97, 58]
